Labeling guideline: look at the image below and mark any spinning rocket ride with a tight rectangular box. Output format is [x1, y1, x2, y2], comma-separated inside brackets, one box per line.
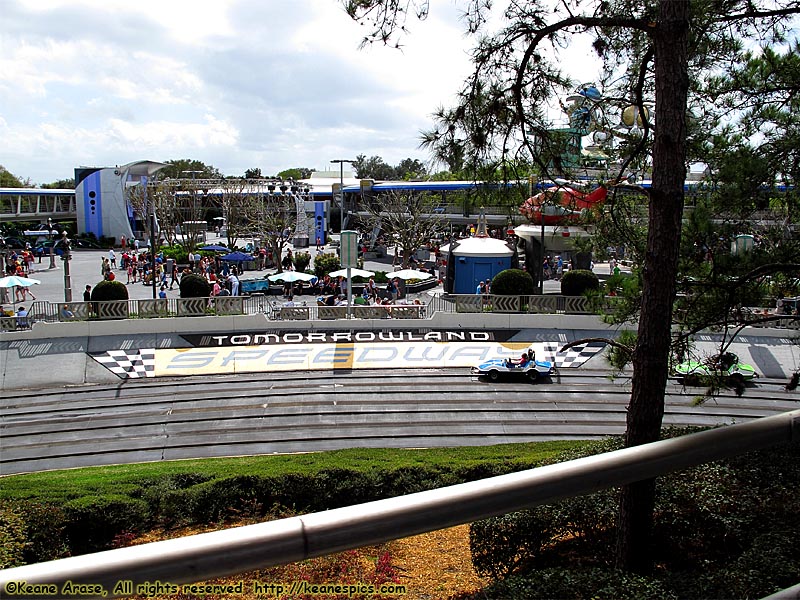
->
[519, 184, 610, 226]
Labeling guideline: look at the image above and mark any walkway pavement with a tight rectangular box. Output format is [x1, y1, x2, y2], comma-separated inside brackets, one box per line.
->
[1, 232, 622, 308]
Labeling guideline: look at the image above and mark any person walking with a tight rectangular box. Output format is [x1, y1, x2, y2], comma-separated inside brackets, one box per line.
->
[227, 268, 240, 296]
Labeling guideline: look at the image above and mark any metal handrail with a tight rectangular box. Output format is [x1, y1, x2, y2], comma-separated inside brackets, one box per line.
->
[2, 409, 797, 599]
[12, 296, 800, 326]
[18, 293, 602, 325]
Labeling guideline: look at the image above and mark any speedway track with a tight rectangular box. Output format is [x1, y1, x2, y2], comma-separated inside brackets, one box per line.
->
[2, 369, 798, 475]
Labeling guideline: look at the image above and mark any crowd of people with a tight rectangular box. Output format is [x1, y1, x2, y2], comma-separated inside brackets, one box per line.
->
[3, 247, 37, 278]
[97, 246, 253, 298]
[542, 255, 567, 281]
[279, 274, 420, 308]
[2, 246, 38, 304]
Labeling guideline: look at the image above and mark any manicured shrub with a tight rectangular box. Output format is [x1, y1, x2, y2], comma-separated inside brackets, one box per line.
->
[63, 495, 150, 554]
[0, 502, 26, 568]
[16, 502, 69, 564]
[560, 268, 599, 296]
[472, 567, 678, 600]
[159, 245, 189, 264]
[377, 466, 446, 497]
[491, 269, 535, 296]
[313, 252, 341, 278]
[135, 473, 213, 526]
[179, 273, 211, 298]
[292, 251, 312, 272]
[184, 476, 272, 523]
[90, 279, 129, 301]
[311, 468, 379, 509]
[467, 434, 800, 600]
[470, 510, 556, 579]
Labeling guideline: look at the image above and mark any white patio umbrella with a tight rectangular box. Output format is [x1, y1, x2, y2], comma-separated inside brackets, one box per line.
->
[0, 275, 42, 309]
[328, 268, 375, 279]
[390, 269, 434, 281]
[267, 271, 316, 283]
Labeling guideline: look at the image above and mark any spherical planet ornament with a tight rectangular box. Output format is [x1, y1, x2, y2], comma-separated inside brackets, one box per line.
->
[622, 105, 649, 128]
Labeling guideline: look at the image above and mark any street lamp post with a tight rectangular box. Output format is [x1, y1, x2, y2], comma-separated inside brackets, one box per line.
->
[60, 231, 72, 302]
[330, 159, 354, 233]
[47, 218, 57, 270]
[529, 175, 546, 295]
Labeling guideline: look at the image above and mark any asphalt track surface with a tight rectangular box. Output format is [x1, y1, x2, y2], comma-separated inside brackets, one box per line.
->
[3, 368, 798, 475]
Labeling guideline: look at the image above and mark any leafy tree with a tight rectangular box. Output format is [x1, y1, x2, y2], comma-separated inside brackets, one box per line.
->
[395, 158, 427, 180]
[217, 179, 260, 250]
[41, 178, 75, 189]
[344, 0, 800, 574]
[244, 168, 262, 179]
[353, 155, 396, 180]
[239, 190, 297, 273]
[158, 159, 222, 181]
[427, 170, 462, 181]
[277, 168, 312, 180]
[127, 177, 214, 252]
[360, 189, 446, 268]
[0, 166, 26, 188]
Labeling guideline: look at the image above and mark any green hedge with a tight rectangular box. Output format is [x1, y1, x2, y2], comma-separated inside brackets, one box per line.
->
[0, 503, 26, 569]
[491, 269, 535, 296]
[1, 458, 545, 564]
[63, 495, 150, 555]
[313, 252, 341, 278]
[179, 273, 211, 298]
[91, 280, 129, 302]
[560, 268, 599, 296]
[466, 433, 800, 600]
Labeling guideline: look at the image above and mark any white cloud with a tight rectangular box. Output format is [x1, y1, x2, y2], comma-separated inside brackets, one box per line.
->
[107, 115, 239, 149]
[1, 0, 601, 184]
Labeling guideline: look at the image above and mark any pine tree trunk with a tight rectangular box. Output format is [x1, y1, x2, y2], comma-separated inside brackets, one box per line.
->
[615, 0, 690, 573]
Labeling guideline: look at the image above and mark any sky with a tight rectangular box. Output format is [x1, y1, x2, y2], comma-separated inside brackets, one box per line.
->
[0, 0, 490, 185]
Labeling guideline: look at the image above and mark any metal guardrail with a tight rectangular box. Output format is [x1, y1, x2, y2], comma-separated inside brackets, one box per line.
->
[762, 582, 800, 600]
[15, 296, 275, 325]
[1, 410, 797, 599]
[10, 293, 598, 326]
[427, 293, 617, 315]
[7, 295, 799, 327]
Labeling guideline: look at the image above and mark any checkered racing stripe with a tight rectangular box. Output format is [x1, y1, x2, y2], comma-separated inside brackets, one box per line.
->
[92, 349, 156, 378]
[541, 341, 605, 368]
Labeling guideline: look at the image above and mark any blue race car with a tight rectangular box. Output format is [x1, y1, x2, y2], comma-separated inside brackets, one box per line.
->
[471, 355, 557, 382]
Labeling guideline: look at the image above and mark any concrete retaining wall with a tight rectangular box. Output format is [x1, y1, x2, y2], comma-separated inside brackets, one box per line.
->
[1, 313, 782, 392]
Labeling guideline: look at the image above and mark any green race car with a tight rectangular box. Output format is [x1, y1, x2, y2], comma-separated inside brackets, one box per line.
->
[673, 351, 757, 385]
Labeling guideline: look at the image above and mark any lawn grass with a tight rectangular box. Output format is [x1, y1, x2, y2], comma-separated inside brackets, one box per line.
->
[0, 441, 586, 504]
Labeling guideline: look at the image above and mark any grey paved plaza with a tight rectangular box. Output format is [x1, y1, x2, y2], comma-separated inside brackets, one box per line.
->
[2, 232, 595, 308]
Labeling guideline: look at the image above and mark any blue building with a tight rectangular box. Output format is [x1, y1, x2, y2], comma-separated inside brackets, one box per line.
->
[444, 211, 517, 294]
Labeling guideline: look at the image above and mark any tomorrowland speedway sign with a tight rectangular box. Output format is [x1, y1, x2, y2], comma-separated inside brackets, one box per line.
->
[91, 329, 606, 379]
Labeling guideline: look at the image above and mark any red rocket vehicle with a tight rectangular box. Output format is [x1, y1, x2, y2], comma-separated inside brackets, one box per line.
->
[519, 184, 610, 226]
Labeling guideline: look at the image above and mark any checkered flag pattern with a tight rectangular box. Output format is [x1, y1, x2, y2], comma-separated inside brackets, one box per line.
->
[541, 341, 605, 368]
[92, 349, 156, 378]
